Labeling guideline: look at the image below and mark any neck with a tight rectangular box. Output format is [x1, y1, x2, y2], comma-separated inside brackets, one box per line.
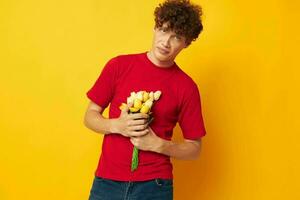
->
[147, 50, 174, 68]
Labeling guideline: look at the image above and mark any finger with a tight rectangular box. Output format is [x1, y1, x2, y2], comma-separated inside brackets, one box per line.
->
[148, 126, 152, 132]
[128, 119, 148, 126]
[130, 129, 149, 137]
[130, 137, 137, 146]
[128, 124, 148, 131]
[129, 113, 149, 120]
[148, 117, 154, 124]
[130, 137, 134, 144]
[121, 104, 129, 114]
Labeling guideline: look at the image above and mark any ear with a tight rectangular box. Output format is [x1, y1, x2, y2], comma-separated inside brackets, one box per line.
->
[184, 41, 190, 48]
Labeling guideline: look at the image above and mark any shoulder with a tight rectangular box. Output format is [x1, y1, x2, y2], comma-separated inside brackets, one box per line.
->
[110, 52, 144, 63]
[103, 52, 142, 69]
[173, 67, 202, 107]
[175, 67, 198, 92]
[103, 52, 144, 76]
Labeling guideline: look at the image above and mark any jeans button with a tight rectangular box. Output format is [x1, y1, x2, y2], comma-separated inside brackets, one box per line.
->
[155, 178, 163, 186]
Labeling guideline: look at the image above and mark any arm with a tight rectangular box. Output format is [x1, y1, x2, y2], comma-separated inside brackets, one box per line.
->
[83, 101, 150, 137]
[157, 138, 202, 160]
[83, 101, 113, 134]
[130, 127, 202, 160]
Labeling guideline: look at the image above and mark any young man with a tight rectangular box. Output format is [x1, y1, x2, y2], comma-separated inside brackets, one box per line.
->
[84, 0, 206, 199]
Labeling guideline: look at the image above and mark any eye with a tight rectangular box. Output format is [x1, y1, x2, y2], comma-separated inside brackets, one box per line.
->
[159, 27, 168, 33]
[175, 35, 182, 40]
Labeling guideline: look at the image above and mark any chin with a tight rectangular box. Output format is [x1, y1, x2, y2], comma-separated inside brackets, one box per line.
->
[157, 55, 170, 63]
[154, 49, 170, 61]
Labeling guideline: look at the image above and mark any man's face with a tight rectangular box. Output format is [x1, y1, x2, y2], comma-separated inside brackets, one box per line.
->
[150, 23, 188, 65]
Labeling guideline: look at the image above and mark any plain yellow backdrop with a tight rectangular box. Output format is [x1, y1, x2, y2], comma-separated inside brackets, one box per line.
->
[1, 0, 299, 199]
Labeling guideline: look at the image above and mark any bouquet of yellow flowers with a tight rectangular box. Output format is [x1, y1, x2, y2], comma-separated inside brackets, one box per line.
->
[119, 90, 162, 172]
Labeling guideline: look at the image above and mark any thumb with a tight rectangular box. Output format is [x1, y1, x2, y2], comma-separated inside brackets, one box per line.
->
[121, 102, 132, 115]
[148, 126, 154, 134]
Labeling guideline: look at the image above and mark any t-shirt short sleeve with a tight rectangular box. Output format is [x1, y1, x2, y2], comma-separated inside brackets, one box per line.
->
[178, 83, 206, 140]
[86, 57, 118, 109]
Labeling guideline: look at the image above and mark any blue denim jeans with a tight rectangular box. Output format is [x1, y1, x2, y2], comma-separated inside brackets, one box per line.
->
[88, 176, 173, 200]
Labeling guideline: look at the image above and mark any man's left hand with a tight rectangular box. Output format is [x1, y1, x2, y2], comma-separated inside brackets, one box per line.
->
[130, 127, 163, 152]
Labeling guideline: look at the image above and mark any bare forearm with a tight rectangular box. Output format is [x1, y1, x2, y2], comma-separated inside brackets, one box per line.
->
[84, 110, 115, 134]
[156, 139, 201, 160]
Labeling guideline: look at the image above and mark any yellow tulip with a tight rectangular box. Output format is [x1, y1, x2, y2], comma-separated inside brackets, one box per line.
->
[119, 103, 127, 110]
[149, 91, 154, 100]
[143, 92, 149, 102]
[130, 92, 137, 99]
[127, 96, 134, 105]
[144, 99, 153, 109]
[129, 107, 140, 113]
[140, 105, 150, 114]
[136, 91, 143, 101]
[134, 98, 142, 109]
[154, 91, 162, 100]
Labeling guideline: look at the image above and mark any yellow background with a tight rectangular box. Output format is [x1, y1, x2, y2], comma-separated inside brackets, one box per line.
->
[1, 0, 299, 199]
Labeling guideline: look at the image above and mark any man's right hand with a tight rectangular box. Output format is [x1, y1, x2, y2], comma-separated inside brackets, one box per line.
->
[111, 103, 150, 137]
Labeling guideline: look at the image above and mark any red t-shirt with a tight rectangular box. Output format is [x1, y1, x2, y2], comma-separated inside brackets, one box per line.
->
[86, 52, 206, 181]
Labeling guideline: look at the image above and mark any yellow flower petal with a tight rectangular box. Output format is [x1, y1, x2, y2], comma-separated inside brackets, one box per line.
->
[140, 105, 150, 114]
[149, 91, 154, 100]
[119, 103, 127, 110]
[144, 99, 153, 108]
[143, 92, 149, 102]
[136, 91, 143, 101]
[127, 96, 134, 105]
[134, 98, 142, 109]
[154, 91, 162, 100]
[129, 107, 140, 113]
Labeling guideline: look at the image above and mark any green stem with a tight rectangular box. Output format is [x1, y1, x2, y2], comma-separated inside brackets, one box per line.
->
[131, 146, 139, 172]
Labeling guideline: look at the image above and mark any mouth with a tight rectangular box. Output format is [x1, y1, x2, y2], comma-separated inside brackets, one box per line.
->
[157, 47, 170, 55]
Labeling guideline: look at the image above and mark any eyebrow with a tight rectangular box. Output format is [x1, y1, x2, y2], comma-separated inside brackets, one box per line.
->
[160, 26, 170, 30]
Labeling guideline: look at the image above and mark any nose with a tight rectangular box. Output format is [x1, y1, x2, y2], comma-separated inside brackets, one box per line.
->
[162, 35, 171, 48]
